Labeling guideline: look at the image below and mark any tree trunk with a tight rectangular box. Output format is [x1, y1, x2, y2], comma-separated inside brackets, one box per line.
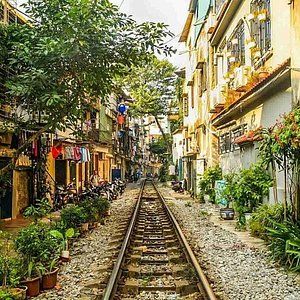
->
[271, 160, 278, 204]
[154, 115, 172, 155]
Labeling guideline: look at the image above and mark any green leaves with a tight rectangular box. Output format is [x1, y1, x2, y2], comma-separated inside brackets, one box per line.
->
[2, 0, 175, 135]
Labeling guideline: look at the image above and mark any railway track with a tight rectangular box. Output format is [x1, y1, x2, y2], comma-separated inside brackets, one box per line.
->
[102, 180, 217, 300]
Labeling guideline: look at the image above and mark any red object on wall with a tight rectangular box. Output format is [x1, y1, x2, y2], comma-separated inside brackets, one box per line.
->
[51, 145, 63, 159]
[117, 114, 125, 125]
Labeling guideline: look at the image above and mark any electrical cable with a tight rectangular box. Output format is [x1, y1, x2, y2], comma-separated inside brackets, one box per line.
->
[119, 0, 126, 9]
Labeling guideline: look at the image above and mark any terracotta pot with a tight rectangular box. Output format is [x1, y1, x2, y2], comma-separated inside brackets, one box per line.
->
[42, 268, 59, 290]
[20, 277, 40, 297]
[61, 250, 70, 262]
[258, 71, 269, 79]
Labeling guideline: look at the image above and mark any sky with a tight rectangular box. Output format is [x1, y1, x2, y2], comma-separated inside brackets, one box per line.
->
[16, 0, 190, 68]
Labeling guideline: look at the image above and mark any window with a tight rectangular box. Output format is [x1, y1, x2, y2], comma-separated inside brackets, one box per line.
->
[183, 97, 189, 116]
[231, 125, 247, 151]
[219, 132, 231, 154]
[219, 124, 247, 154]
[227, 20, 245, 69]
[250, 0, 271, 59]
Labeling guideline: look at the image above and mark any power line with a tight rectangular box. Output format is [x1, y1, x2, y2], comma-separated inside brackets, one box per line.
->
[119, 0, 126, 9]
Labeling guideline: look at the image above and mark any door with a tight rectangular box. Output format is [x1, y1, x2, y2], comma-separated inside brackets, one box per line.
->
[0, 158, 13, 219]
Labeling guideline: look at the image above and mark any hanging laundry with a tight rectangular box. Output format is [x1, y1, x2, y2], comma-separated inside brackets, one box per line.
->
[73, 147, 81, 161]
[80, 147, 87, 162]
[64, 146, 74, 160]
[86, 148, 91, 162]
[51, 145, 63, 159]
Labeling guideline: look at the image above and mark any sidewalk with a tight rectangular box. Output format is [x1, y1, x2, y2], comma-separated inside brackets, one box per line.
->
[159, 183, 266, 250]
[0, 216, 31, 234]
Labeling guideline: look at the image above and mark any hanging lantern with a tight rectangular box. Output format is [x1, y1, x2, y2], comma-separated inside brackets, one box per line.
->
[118, 103, 127, 114]
[117, 114, 125, 125]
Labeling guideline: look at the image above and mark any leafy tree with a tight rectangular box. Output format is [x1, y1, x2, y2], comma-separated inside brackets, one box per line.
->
[0, 0, 175, 175]
[120, 56, 176, 153]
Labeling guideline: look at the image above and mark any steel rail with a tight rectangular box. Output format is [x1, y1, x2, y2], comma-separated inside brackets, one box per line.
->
[152, 182, 217, 300]
[102, 179, 146, 300]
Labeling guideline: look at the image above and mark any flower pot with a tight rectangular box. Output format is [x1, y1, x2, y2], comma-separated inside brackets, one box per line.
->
[61, 250, 70, 262]
[42, 268, 59, 290]
[20, 277, 40, 297]
[258, 71, 269, 79]
[220, 208, 235, 220]
[246, 13, 255, 21]
[5, 287, 28, 300]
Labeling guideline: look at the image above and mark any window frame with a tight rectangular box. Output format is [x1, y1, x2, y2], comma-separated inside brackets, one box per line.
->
[250, 0, 271, 63]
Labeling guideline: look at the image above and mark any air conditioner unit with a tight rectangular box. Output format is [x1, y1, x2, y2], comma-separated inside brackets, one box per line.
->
[233, 66, 251, 91]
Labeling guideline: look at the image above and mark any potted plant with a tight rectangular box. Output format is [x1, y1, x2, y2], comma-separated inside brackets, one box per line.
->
[79, 199, 98, 229]
[19, 260, 42, 297]
[41, 259, 59, 290]
[23, 198, 52, 224]
[218, 172, 238, 220]
[258, 66, 271, 79]
[60, 204, 88, 231]
[0, 232, 27, 300]
[15, 223, 61, 294]
[50, 228, 75, 262]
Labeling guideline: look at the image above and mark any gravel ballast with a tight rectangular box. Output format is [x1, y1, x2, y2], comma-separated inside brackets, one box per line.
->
[35, 184, 140, 300]
[160, 187, 300, 300]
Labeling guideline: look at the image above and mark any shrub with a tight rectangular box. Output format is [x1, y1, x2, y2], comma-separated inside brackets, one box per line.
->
[94, 197, 110, 218]
[79, 199, 98, 223]
[198, 166, 222, 202]
[23, 198, 52, 223]
[60, 204, 88, 228]
[266, 221, 300, 271]
[249, 204, 291, 239]
[14, 222, 60, 267]
[233, 163, 272, 227]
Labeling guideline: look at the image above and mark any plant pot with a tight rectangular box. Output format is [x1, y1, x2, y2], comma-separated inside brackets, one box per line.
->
[220, 208, 235, 220]
[42, 268, 59, 290]
[258, 71, 269, 79]
[12, 285, 28, 300]
[20, 277, 40, 297]
[61, 250, 70, 262]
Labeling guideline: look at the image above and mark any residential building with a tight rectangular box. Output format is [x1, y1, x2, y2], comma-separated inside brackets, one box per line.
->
[178, 0, 295, 202]
[210, 0, 292, 203]
[179, 0, 218, 196]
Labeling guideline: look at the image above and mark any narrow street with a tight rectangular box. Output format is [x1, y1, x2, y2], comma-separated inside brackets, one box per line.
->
[1, 0, 300, 299]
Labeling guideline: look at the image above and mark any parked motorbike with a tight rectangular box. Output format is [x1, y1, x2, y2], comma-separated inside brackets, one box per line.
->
[171, 180, 184, 193]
